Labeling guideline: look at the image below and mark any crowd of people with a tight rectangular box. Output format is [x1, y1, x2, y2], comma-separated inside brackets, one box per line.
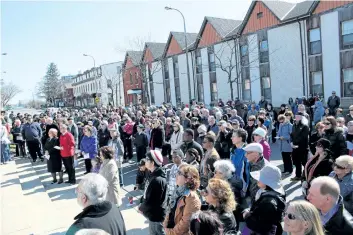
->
[0, 92, 353, 235]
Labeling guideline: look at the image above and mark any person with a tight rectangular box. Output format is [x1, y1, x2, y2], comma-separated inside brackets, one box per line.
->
[138, 150, 167, 235]
[135, 158, 148, 192]
[337, 117, 348, 134]
[44, 117, 60, 145]
[345, 105, 353, 124]
[323, 116, 347, 159]
[283, 200, 325, 235]
[180, 110, 191, 130]
[98, 121, 110, 147]
[91, 156, 103, 173]
[68, 117, 79, 147]
[302, 138, 334, 196]
[44, 128, 63, 184]
[290, 112, 310, 181]
[252, 127, 271, 161]
[247, 104, 258, 120]
[123, 118, 134, 162]
[243, 164, 286, 235]
[207, 116, 219, 135]
[163, 117, 173, 158]
[200, 134, 220, 188]
[329, 155, 353, 215]
[185, 148, 200, 169]
[98, 146, 121, 206]
[307, 176, 353, 234]
[0, 124, 11, 164]
[202, 178, 238, 233]
[244, 143, 269, 202]
[277, 114, 293, 175]
[180, 129, 203, 160]
[80, 126, 98, 174]
[258, 96, 268, 109]
[166, 150, 185, 206]
[134, 124, 148, 162]
[59, 123, 76, 184]
[327, 91, 340, 116]
[108, 128, 124, 186]
[163, 165, 201, 235]
[215, 120, 232, 159]
[309, 122, 325, 156]
[170, 122, 183, 151]
[66, 173, 126, 235]
[190, 211, 223, 235]
[196, 124, 207, 146]
[11, 119, 26, 157]
[313, 101, 325, 125]
[245, 115, 256, 144]
[150, 119, 165, 151]
[229, 109, 245, 128]
[22, 115, 44, 162]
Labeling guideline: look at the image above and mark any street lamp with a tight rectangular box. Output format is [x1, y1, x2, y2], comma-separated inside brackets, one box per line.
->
[83, 53, 99, 102]
[2, 53, 7, 55]
[165, 6, 192, 102]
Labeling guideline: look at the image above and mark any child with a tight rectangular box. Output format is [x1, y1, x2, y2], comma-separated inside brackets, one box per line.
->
[135, 159, 148, 204]
[91, 156, 103, 173]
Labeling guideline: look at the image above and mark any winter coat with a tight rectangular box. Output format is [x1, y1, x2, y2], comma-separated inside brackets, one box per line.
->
[134, 132, 148, 148]
[230, 144, 250, 196]
[245, 125, 256, 144]
[66, 201, 126, 235]
[324, 128, 348, 159]
[202, 205, 237, 234]
[59, 132, 75, 157]
[170, 130, 183, 150]
[99, 159, 121, 206]
[345, 114, 353, 125]
[80, 135, 98, 159]
[278, 122, 293, 152]
[22, 122, 42, 141]
[309, 132, 323, 155]
[139, 167, 168, 222]
[245, 190, 286, 235]
[258, 99, 268, 109]
[44, 137, 62, 173]
[290, 122, 309, 151]
[215, 130, 232, 159]
[98, 128, 110, 147]
[313, 101, 325, 124]
[150, 126, 165, 150]
[11, 125, 24, 143]
[304, 153, 333, 185]
[259, 139, 271, 161]
[68, 123, 78, 144]
[163, 190, 201, 235]
[180, 140, 204, 160]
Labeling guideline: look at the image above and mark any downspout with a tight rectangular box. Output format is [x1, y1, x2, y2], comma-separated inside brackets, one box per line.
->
[298, 20, 306, 97]
[234, 37, 240, 99]
[191, 50, 197, 102]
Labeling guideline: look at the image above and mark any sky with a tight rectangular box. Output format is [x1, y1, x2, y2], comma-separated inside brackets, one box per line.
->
[1, 0, 303, 104]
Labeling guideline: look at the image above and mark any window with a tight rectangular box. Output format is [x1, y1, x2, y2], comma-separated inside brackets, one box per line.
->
[196, 56, 202, 74]
[211, 83, 218, 101]
[130, 72, 133, 84]
[243, 79, 251, 101]
[342, 20, 353, 48]
[309, 28, 322, 55]
[311, 71, 323, 96]
[164, 60, 169, 80]
[343, 68, 353, 97]
[241, 45, 248, 57]
[135, 72, 139, 84]
[259, 40, 269, 63]
[257, 12, 263, 19]
[208, 47, 216, 72]
[173, 56, 179, 78]
[261, 77, 271, 100]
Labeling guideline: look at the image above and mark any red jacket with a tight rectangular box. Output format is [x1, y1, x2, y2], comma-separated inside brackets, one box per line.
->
[59, 132, 75, 157]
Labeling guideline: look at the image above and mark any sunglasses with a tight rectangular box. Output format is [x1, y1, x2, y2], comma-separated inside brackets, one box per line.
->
[334, 163, 346, 170]
[285, 212, 298, 220]
[248, 119, 254, 121]
[285, 108, 289, 110]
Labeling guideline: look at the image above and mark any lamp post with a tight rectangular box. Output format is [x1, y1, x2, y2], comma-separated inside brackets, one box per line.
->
[83, 53, 97, 92]
[165, 6, 192, 102]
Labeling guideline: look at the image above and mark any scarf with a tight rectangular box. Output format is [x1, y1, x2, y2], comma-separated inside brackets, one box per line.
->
[305, 154, 326, 183]
[169, 185, 188, 211]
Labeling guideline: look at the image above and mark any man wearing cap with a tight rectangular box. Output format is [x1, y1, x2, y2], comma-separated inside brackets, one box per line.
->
[139, 150, 167, 235]
[327, 91, 340, 116]
[243, 143, 269, 202]
[134, 124, 148, 162]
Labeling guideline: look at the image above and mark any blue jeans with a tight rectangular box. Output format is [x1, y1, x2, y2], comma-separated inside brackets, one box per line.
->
[1, 143, 10, 163]
[148, 221, 165, 235]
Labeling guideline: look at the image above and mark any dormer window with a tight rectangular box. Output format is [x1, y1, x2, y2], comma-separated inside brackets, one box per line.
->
[257, 12, 263, 19]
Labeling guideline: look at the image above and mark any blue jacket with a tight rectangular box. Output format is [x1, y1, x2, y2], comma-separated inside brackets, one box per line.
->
[278, 122, 293, 152]
[21, 122, 42, 141]
[314, 101, 325, 124]
[80, 136, 98, 159]
[230, 144, 250, 196]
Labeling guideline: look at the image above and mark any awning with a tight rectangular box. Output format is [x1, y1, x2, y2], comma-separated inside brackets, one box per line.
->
[127, 89, 142, 95]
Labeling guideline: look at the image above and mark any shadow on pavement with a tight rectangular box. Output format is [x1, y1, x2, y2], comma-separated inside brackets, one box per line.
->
[0, 177, 21, 188]
[127, 227, 149, 235]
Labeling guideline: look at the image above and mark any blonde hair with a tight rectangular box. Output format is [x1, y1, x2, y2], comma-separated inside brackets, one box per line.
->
[207, 178, 236, 213]
[287, 200, 325, 235]
[335, 155, 353, 171]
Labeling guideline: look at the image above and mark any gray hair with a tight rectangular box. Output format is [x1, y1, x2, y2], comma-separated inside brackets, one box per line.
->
[215, 112, 222, 120]
[214, 160, 235, 180]
[79, 173, 108, 205]
[75, 229, 110, 235]
[336, 155, 353, 171]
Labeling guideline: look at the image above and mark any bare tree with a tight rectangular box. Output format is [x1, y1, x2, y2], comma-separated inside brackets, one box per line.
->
[1, 82, 22, 107]
[101, 65, 122, 106]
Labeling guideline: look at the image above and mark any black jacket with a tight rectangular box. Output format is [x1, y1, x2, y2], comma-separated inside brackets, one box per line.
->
[66, 201, 126, 235]
[139, 167, 167, 222]
[98, 128, 110, 147]
[305, 154, 333, 184]
[324, 196, 353, 235]
[245, 190, 286, 235]
[323, 128, 347, 159]
[290, 122, 309, 150]
[309, 132, 322, 155]
[202, 205, 237, 233]
[215, 130, 232, 159]
[180, 140, 204, 160]
[150, 127, 165, 149]
[134, 132, 148, 148]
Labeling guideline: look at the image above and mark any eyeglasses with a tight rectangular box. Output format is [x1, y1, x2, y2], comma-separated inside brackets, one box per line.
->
[285, 212, 298, 220]
[334, 163, 346, 170]
[248, 119, 254, 121]
[202, 141, 208, 144]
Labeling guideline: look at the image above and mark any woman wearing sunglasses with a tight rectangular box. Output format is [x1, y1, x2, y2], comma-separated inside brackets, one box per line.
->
[283, 200, 324, 235]
[322, 116, 347, 159]
[163, 165, 201, 235]
[302, 138, 334, 196]
[329, 155, 353, 215]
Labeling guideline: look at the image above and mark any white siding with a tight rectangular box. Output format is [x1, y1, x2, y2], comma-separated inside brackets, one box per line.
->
[188, 52, 195, 100]
[152, 61, 164, 106]
[268, 22, 303, 107]
[168, 58, 176, 105]
[248, 34, 261, 102]
[321, 11, 341, 99]
[178, 53, 195, 103]
[214, 40, 237, 100]
[201, 48, 211, 105]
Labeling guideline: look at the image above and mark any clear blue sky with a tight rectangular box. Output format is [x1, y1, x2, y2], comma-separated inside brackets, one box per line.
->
[1, 0, 301, 104]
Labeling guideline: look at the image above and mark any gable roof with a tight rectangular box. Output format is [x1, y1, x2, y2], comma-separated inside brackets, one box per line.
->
[163, 31, 198, 57]
[282, 0, 316, 21]
[123, 51, 143, 69]
[262, 0, 295, 20]
[143, 42, 166, 61]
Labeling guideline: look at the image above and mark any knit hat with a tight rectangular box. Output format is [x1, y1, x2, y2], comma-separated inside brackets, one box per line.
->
[148, 150, 163, 166]
[243, 143, 263, 154]
[250, 164, 284, 194]
[253, 128, 266, 138]
[316, 138, 331, 150]
[137, 124, 145, 129]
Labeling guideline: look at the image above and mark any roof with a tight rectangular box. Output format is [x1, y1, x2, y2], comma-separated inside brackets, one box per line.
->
[282, 0, 316, 21]
[144, 42, 166, 60]
[126, 51, 143, 66]
[171, 32, 198, 50]
[262, 0, 295, 20]
[206, 17, 243, 38]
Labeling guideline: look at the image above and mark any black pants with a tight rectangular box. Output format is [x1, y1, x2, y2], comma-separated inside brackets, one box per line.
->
[123, 138, 133, 160]
[136, 146, 146, 162]
[84, 159, 92, 173]
[27, 140, 43, 161]
[281, 152, 293, 173]
[292, 148, 308, 178]
[15, 141, 26, 157]
[62, 157, 76, 183]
